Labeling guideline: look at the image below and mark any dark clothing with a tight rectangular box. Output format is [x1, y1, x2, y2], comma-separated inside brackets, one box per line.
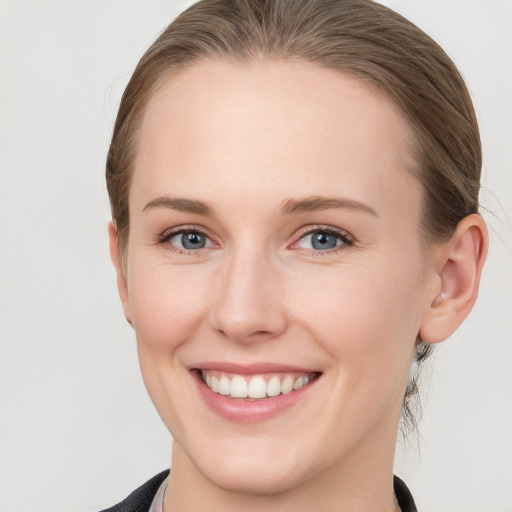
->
[99, 470, 168, 512]
[99, 470, 417, 512]
[394, 474, 418, 512]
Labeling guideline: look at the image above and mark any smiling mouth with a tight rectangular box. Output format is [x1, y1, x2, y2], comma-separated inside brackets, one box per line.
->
[199, 370, 320, 400]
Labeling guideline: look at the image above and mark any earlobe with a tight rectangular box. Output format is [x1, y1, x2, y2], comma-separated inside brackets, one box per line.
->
[108, 222, 133, 327]
[420, 214, 488, 344]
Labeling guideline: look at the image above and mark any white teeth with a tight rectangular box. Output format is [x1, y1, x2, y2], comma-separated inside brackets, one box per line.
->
[266, 376, 281, 397]
[210, 376, 219, 393]
[202, 371, 315, 399]
[248, 376, 267, 399]
[293, 376, 305, 390]
[230, 376, 248, 398]
[281, 376, 294, 394]
[218, 376, 231, 395]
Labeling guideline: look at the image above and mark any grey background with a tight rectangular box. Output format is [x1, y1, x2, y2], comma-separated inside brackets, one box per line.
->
[1, 1, 511, 510]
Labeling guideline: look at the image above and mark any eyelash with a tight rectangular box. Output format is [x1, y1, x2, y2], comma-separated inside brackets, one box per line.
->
[292, 225, 354, 254]
[157, 225, 217, 255]
[157, 224, 354, 255]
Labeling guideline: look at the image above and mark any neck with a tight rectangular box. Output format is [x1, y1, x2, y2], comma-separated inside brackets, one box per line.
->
[164, 428, 401, 512]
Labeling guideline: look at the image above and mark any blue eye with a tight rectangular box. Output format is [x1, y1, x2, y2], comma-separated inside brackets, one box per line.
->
[166, 230, 213, 251]
[296, 229, 350, 251]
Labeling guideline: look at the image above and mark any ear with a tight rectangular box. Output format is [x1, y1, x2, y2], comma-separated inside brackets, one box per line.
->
[108, 222, 133, 327]
[419, 214, 488, 344]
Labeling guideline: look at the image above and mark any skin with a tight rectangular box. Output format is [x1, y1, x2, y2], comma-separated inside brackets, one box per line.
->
[109, 59, 487, 512]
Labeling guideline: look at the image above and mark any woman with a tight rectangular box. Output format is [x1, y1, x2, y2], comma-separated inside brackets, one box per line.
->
[101, 0, 487, 510]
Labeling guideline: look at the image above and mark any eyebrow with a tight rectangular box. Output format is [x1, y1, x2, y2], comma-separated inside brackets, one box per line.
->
[142, 195, 377, 217]
[143, 197, 212, 215]
[280, 196, 378, 216]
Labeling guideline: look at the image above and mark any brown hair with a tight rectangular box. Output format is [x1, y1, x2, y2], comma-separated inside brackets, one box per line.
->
[106, 0, 481, 434]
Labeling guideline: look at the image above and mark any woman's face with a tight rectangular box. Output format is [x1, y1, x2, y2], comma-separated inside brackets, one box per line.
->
[117, 59, 436, 493]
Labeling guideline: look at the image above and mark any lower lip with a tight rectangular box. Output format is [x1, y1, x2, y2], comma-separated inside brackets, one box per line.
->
[193, 372, 318, 423]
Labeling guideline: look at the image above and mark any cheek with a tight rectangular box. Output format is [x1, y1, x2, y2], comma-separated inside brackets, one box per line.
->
[127, 262, 211, 351]
[126, 262, 213, 434]
[288, 259, 423, 387]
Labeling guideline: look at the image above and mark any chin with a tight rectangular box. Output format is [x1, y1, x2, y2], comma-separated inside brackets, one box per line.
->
[201, 456, 305, 495]
[181, 435, 311, 496]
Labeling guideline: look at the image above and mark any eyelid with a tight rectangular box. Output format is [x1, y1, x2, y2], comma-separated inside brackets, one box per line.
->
[156, 223, 354, 254]
[289, 224, 354, 252]
[157, 224, 219, 253]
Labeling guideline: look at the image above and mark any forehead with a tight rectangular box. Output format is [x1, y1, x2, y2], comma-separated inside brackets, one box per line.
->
[132, 58, 420, 219]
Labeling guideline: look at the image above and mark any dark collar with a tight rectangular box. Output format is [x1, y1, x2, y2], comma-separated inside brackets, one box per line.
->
[394, 475, 418, 512]
[99, 470, 417, 512]
[98, 470, 169, 512]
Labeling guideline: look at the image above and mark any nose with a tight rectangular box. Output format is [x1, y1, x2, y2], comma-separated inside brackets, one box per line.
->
[208, 248, 288, 344]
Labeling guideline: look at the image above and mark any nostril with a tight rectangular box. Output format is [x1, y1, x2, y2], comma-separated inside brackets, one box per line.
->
[215, 326, 277, 343]
[251, 330, 273, 337]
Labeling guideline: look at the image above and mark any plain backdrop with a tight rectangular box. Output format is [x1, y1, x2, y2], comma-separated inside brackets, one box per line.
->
[0, 1, 511, 511]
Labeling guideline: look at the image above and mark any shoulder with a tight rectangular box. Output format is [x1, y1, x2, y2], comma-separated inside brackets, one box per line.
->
[98, 470, 170, 512]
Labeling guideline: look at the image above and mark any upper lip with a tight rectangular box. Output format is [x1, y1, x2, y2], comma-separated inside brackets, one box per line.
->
[190, 361, 320, 375]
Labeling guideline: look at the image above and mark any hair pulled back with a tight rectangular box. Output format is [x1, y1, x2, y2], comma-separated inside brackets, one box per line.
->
[106, 0, 482, 434]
